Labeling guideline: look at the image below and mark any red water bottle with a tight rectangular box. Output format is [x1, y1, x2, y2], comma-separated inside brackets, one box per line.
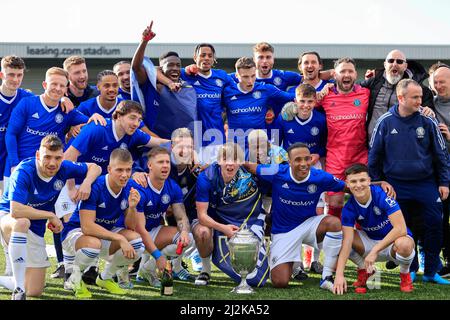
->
[176, 241, 184, 255]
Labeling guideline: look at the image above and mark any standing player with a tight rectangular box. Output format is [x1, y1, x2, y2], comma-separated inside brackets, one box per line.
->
[274, 84, 327, 167]
[113, 61, 132, 100]
[0, 135, 101, 299]
[62, 149, 144, 298]
[245, 143, 344, 291]
[63, 56, 99, 107]
[223, 57, 294, 149]
[0, 56, 33, 196]
[119, 147, 195, 287]
[77, 70, 122, 119]
[287, 52, 334, 94]
[4, 67, 103, 193]
[334, 164, 414, 294]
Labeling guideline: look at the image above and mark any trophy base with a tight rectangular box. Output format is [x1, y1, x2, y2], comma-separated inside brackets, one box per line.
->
[231, 285, 255, 294]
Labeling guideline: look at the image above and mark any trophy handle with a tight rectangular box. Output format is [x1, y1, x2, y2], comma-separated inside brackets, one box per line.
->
[218, 235, 229, 264]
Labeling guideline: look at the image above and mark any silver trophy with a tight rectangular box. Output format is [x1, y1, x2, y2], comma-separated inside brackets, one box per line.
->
[220, 225, 260, 294]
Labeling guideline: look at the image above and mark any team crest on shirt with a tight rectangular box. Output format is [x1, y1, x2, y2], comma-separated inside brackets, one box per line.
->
[373, 206, 381, 215]
[55, 113, 64, 124]
[215, 79, 223, 87]
[120, 143, 128, 150]
[310, 127, 319, 136]
[120, 199, 128, 210]
[416, 127, 425, 138]
[53, 180, 64, 191]
[353, 99, 361, 107]
[273, 77, 282, 86]
[307, 184, 317, 194]
[161, 194, 170, 204]
[252, 91, 261, 99]
[385, 197, 396, 208]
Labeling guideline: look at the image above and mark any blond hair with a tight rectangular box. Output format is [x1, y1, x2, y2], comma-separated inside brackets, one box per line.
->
[217, 142, 244, 164]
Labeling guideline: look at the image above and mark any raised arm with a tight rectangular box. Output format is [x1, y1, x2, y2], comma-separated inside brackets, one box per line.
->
[132, 21, 156, 85]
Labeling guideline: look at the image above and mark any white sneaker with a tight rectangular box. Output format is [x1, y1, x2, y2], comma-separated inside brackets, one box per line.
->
[319, 275, 334, 292]
[190, 249, 203, 272]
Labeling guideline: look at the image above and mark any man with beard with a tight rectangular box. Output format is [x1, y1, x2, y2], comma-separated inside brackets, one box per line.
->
[63, 56, 99, 107]
[113, 61, 132, 101]
[287, 52, 334, 94]
[362, 50, 434, 141]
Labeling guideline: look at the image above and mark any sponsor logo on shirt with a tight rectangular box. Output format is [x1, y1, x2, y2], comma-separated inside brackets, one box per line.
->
[26, 126, 58, 137]
[282, 183, 289, 189]
[363, 219, 390, 232]
[230, 106, 263, 114]
[287, 129, 294, 134]
[328, 113, 365, 121]
[358, 215, 365, 220]
[194, 81, 201, 86]
[32, 113, 40, 119]
[99, 202, 106, 208]
[0, 126, 6, 132]
[102, 146, 108, 151]
[145, 212, 164, 220]
[231, 96, 237, 100]
[385, 197, 396, 208]
[146, 200, 153, 206]
[391, 128, 398, 134]
[92, 156, 108, 163]
[96, 217, 119, 225]
[279, 196, 314, 206]
[197, 93, 221, 99]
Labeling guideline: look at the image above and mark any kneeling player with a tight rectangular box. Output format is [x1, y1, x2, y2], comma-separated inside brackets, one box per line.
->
[0, 135, 100, 299]
[119, 147, 195, 287]
[333, 164, 414, 294]
[62, 149, 144, 298]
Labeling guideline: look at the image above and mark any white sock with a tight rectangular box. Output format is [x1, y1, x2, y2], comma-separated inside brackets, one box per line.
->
[313, 248, 321, 262]
[75, 248, 100, 273]
[0, 276, 15, 291]
[0, 230, 12, 275]
[139, 253, 150, 272]
[396, 250, 415, 274]
[349, 249, 365, 269]
[102, 238, 143, 280]
[321, 231, 342, 279]
[9, 232, 28, 290]
[161, 244, 178, 258]
[172, 256, 183, 273]
[63, 249, 75, 274]
[201, 257, 211, 274]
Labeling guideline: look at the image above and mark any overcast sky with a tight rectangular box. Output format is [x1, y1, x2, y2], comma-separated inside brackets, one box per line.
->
[4, 0, 450, 45]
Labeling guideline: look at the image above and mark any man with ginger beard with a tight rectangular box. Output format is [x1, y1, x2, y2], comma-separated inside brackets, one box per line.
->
[63, 56, 99, 107]
[362, 50, 434, 141]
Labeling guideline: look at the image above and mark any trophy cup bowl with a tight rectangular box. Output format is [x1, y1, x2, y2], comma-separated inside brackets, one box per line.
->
[227, 226, 260, 294]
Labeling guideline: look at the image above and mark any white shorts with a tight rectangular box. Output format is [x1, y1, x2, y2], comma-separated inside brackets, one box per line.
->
[54, 183, 80, 219]
[269, 215, 326, 269]
[0, 213, 50, 268]
[357, 230, 414, 263]
[62, 227, 124, 260]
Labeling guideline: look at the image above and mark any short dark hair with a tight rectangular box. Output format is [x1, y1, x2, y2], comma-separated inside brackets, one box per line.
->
[112, 100, 143, 120]
[147, 146, 170, 159]
[334, 57, 356, 69]
[299, 51, 323, 65]
[287, 142, 309, 157]
[113, 60, 131, 70]
[159, 51, 180, 64]
[97, 70, 117, 83]
[345, 163, 369, 177]
[40, 135, 63, 151]
[110, 148, 132, 163]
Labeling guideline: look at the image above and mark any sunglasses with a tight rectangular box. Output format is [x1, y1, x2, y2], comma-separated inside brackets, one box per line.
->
[386, 59, 406, 65]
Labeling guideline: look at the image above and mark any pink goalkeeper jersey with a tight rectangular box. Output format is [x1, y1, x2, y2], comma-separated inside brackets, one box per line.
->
[320, 84, 369, 177]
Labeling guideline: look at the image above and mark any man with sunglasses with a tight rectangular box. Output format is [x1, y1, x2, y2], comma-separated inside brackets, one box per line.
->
[362, 50, 434, 141]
